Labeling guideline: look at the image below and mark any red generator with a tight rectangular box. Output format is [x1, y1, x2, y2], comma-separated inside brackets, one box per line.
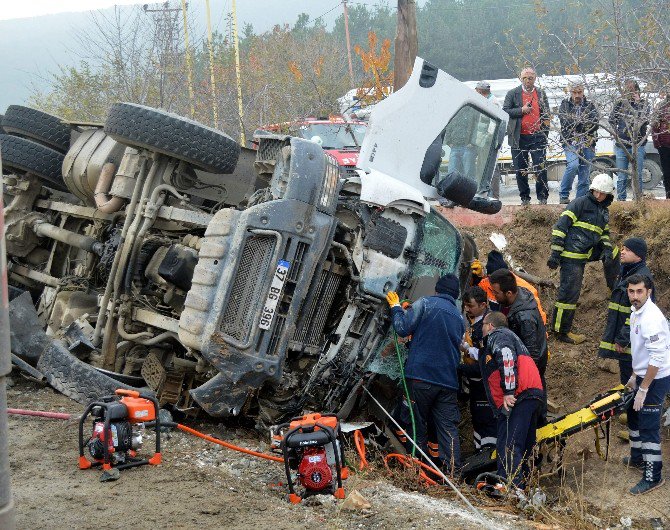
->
[78, 389, 162, 476]
[275, 413, 348, 504]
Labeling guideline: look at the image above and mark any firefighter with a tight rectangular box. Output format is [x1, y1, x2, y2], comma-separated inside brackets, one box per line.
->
[547, 173, 619, 344]
[624, 274, 670, 495]
[387, 273, 464, 471]
[480, 311, 544, 489]
[459, 286, 497, 451]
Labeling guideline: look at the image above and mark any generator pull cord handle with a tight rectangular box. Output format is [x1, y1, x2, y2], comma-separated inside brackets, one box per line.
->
[362, 386, 495, 530]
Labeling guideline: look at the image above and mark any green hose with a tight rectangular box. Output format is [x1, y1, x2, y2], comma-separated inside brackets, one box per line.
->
[393, 330, 417, 456]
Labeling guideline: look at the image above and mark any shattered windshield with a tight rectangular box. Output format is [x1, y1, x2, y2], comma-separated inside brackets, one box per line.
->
[368, 209, 462, 379]
[294, 123, 367, 149]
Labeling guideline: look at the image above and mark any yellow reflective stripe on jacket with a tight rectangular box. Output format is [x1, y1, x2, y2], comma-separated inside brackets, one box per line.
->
[608, 302, 631, 314]
[555, 302, 577, 310]
[573, 221, 603, 234]
[561, 248, 592, 260]
[561, 210, 577, 222]
[625, 318, 630, 325]
[552, 229, 566, 238]
[613, 245, 620, 258]
[551, 244, 564, 252]
[599, 341, 631, 354]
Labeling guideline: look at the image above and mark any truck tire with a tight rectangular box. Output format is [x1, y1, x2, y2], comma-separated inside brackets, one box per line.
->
[1, 105, 71, 153]
[0, 134, 68, 191]
[642, 158, 662, 190]
[104, 102, 240, 174]
[37, 340, 147, 405]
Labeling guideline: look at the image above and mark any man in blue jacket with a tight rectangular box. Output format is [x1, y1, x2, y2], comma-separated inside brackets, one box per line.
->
[386, 273, 464, 471]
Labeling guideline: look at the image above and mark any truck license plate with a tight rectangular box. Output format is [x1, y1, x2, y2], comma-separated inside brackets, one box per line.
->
[259, 259, 290, 330]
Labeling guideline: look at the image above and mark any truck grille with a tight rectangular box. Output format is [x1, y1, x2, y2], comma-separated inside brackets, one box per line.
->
[291, 268, 343, 351]
[219, 234, 276, 342]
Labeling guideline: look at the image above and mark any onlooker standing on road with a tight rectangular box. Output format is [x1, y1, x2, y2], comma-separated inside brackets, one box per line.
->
[503, 66, 551, 205]
[475, 81, 500, 107]
[651, 91, 670, 199]
[608, 80, 650, 201]
[386, 273, 464, 471]
[558, 82, 600, 204]
[547, 173, 619, 344]
[480, 311, 544, 489]
[624, 273, 670, 495]
[475, 81, 501, 199]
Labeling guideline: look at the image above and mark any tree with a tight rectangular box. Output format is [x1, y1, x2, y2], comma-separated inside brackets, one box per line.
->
[394, 0, 418, 90]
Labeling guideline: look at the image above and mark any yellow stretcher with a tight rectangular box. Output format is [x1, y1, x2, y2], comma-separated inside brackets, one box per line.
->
[461, 385, 634, 482]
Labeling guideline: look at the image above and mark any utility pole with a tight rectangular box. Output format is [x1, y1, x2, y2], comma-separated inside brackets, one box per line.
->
[179, 0, 196, 118]
[343, 0, 355, 89]
[393, 0, 418, 91]
[205, 0, 219, 128]
[0, 153, 16, 530]
[231, 0, 246, 146]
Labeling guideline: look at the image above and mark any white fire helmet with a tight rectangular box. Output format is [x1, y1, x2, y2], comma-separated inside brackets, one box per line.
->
[589, 173, 615, 194]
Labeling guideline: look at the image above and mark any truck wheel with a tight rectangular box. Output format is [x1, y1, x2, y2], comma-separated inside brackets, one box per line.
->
[589, 158, 614, 180]
[1, 105, 71, 153]
[0, 134, 68, 191]
[642, 158, 662, 190]
[37, 340, 147, 405]
[104, 102, 240, 174]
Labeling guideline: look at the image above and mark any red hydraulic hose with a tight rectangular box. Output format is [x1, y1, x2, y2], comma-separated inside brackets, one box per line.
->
[7, 408, 72, 420]
[176, 423, 283, 463]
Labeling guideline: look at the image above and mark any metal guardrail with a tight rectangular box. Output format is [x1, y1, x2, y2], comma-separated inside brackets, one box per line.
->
[0, 151, 17, 528]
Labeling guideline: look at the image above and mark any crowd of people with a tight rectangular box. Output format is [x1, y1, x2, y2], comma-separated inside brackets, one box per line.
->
[474, 66, 670, 204]
[385, 177, 670, 494]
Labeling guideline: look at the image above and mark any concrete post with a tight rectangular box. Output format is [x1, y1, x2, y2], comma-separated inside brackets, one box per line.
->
[0, 152, 16, 528]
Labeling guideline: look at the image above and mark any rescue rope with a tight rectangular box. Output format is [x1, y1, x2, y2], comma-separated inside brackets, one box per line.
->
[362, 386, 495, 530]
[394, 327, 417, 456]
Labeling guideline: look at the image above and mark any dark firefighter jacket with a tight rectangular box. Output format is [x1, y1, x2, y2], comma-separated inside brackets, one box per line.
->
[598, 261, 655, 361]
[551, 192, 613, 262]
[479, 327, 544, 417]
[558, 97, 600, 148]
[391, 293, 464, 390]
[507, 287, 548, 366]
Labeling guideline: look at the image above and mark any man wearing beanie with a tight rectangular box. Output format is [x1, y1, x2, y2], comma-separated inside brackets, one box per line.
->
[386, 273, 464, 471]
[598, 237, 654, 450]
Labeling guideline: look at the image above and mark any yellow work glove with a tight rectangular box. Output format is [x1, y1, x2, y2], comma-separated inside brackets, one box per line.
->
[386, 291, 400, 307]
[470, 259, 484, 277]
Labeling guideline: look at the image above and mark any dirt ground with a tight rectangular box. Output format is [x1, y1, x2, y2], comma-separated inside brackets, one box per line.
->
[6, 200, 670, 529]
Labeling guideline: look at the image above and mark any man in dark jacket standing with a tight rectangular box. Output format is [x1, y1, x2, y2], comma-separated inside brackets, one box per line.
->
[480, 311, 544, 489]
[597, 238, 654, 445]
[609, 80, 650, 201]
[503, 66, 551, 205]
[487, 269, 548, 379]
[558, 82, 600, 204]
[547, 173, 620, 344]
[387, 273, 464, 470]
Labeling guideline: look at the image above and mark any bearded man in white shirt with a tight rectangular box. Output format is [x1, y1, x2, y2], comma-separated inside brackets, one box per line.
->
[624, 273, 670, 495]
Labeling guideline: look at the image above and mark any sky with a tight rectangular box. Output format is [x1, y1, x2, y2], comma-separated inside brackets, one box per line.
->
[0, 1, 145, 21]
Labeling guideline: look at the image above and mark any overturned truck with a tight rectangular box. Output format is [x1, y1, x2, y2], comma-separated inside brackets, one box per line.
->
[2, 60, 507, 426]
